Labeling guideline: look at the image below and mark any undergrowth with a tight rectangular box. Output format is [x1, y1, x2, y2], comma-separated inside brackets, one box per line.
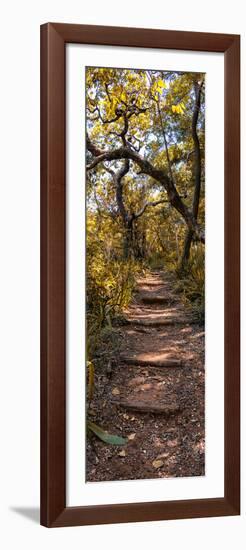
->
[87, 253, 143, 362]
[175, 244, 205, 324]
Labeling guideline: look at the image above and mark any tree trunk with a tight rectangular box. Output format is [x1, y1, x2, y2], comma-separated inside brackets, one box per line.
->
[123, 219, 134, 259]
[181, 79, 203, 269]
[181, 228, 193, 267]
[123, 219, 146, 260]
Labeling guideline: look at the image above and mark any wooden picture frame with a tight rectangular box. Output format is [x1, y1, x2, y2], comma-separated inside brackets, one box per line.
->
[40, 22, 240, 527]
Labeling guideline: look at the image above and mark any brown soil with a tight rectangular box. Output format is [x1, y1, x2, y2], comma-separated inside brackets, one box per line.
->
[86, 270, 205, 482]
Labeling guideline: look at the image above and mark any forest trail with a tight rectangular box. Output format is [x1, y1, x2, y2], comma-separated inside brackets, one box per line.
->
[87, 270, 205, 482]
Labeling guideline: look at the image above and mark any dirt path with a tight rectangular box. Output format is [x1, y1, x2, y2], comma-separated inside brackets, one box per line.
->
[87, 270, 205, 482]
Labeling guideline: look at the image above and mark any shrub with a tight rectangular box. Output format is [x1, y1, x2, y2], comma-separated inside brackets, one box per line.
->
[176, 243, 205, 323]
[87, 248, 142, 359]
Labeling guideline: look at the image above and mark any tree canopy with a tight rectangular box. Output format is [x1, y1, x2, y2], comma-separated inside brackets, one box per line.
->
[86, 67, 205, 258]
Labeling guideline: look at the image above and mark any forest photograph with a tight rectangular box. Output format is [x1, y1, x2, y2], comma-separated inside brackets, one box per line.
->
[86, 66, 205, 482]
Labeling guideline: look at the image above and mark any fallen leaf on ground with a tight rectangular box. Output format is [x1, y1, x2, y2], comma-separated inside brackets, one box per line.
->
[128, 433, 136, 440]
[87, 421, 127, 446]
[112, 387, 120, 396]
[157, 452, 169, 459]
[118, 450, 127, 457]
[152, 459, 164, 469]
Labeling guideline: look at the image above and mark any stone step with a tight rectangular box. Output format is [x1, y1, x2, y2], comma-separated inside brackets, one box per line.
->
[141, 295, 172, 305]
[137, 281, 164, 287]
[113, 399, 180, 415]
[125, 317, 191, 327]
[120, 354, 183, 368]
[137, 277, 166, 286]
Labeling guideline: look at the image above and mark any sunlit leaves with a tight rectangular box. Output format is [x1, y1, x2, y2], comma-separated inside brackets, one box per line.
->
[171, 101, 185, 115]
[151, 78, 167, 99]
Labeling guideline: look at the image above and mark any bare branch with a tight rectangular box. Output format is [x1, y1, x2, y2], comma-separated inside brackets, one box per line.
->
[133, 198, 169, 219]
[103, 164, 115, 178]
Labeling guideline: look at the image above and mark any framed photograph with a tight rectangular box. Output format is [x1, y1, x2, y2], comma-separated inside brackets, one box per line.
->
[40, 23, 240, 527]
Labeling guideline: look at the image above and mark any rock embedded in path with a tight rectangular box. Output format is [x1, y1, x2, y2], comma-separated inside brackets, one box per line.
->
[113, 399, 180, 415]
[120, 353, 183, 368]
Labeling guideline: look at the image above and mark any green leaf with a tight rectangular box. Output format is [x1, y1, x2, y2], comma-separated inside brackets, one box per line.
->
[87, 420, 127, 445]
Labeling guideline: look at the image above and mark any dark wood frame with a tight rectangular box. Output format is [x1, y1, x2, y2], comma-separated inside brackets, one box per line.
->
[40, 23, 240, 527]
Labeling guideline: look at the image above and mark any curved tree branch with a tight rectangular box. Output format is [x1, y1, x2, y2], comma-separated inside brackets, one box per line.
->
[133, 198, 168, 219]
[86, 134, 205, 243]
